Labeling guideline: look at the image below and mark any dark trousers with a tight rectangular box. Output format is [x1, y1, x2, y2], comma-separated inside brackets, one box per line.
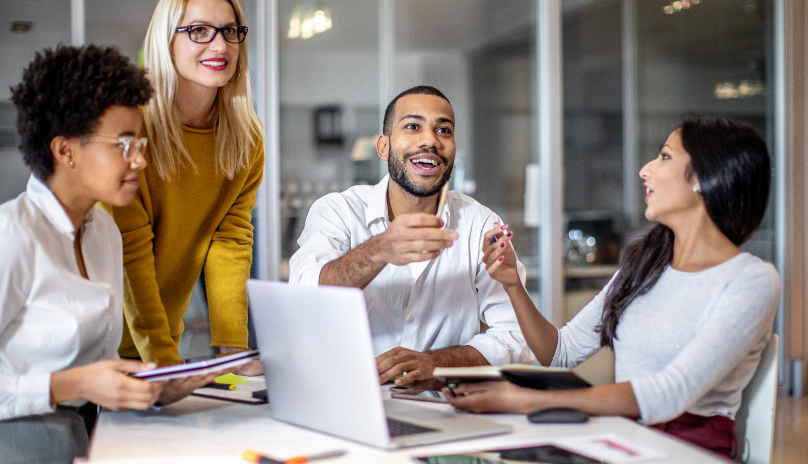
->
[650, 412, 736, 459]
[0, 408, 90, 464]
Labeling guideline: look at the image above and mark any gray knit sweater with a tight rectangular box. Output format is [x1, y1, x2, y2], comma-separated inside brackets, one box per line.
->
[551, 253, 781, 424]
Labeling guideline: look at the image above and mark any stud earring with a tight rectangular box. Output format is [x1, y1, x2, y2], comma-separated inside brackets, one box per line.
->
[693, 183, 701, 193]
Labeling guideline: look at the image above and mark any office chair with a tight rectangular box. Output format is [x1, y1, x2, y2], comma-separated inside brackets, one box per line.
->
[735, 334, 779, 464]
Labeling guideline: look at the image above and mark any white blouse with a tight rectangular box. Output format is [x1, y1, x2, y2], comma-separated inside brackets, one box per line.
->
[0, 175, 123, 420]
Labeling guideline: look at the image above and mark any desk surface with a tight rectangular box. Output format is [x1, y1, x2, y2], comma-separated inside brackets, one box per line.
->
[88, 387, 729, 464]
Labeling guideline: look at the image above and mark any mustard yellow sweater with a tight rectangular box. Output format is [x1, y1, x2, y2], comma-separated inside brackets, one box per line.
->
[103, 125, 264, 365]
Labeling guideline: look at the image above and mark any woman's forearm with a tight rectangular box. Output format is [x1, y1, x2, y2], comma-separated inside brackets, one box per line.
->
[503, 282, 559, 366]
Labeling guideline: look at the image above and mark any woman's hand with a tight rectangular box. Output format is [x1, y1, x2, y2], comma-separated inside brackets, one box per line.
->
[50, 359, 163, 411]
[217, 346, 264, 376]
[156, 372, 220, 406]
[483, 223, 521, 288]
[443, 381, 543, 414]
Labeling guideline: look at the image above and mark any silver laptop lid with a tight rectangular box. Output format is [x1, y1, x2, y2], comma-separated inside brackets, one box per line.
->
[247, 281, 391, 448]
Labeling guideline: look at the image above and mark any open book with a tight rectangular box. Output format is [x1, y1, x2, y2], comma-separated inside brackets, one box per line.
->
[433, 364, 591, 390]
[134, 349, 260, 382]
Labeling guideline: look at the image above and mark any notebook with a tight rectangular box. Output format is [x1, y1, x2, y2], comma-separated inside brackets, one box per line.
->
[247, 280, 511, 449]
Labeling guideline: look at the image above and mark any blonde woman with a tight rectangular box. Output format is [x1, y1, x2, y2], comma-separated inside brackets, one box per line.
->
[104, 0, 264, 373]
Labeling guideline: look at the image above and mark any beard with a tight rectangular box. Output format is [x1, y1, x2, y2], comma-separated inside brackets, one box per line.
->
[387, 147, 454, 198]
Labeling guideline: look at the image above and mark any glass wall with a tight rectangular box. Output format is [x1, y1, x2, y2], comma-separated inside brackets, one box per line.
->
[277, 0, 380, 279]
[0, 0, 72, 203]
[391, 0, 540, 297]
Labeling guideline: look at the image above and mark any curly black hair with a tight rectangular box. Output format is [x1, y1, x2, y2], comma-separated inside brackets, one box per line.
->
[10, 44, 153, 180]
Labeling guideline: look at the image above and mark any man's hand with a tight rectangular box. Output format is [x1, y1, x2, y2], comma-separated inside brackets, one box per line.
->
[374, 214, 458, 266]
[376, 345, 488, 390]
[320, 213, 458, 288]
[377, 347, 440, 389]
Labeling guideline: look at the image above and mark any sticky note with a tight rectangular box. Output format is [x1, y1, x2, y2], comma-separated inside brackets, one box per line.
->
[215, 373, 250, 385]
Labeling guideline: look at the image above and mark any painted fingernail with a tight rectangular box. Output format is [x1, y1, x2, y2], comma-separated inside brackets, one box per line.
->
[500, 242, 505, 248]
[489, 236, 497, 244]
[498, 256, 504, 261]
[500, 225, 507, 230]
[507, 231, 512, 237]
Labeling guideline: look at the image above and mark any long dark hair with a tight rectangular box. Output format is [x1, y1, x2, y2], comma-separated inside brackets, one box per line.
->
[597, 117, 771, 349]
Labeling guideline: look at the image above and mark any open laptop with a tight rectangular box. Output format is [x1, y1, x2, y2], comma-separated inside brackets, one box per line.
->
[247, 280, 512, 449]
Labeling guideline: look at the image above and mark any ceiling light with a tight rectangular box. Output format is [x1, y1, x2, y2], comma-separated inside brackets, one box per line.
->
[288, 2, 332, 39]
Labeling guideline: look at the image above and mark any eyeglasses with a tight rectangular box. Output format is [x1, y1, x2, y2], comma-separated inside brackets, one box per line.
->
[83, 135, 148, 162]
[175, 24, 248, 44]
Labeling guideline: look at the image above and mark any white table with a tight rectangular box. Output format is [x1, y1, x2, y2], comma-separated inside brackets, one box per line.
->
[88, 388, 730, 464]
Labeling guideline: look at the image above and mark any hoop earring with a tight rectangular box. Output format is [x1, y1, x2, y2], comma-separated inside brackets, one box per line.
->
[229, 65, 241, 83]
[693, 183, 701, 193]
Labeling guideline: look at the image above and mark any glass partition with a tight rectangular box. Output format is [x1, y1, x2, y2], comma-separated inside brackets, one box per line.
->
[392, 0, 540, 302]
[0, 0, 72, 203]
[277, 0, 380, 279]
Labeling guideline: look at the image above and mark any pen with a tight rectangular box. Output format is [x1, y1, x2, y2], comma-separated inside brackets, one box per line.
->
[205, 382, 237, 390]
[435, 182, 449, 218]
[242, 450, 347, 464]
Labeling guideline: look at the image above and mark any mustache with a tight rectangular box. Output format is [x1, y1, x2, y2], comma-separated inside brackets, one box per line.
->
[403, 148, 447, 165]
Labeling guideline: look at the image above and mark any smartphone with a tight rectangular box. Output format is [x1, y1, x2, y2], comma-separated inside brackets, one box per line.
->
[390, 388, 448, 404]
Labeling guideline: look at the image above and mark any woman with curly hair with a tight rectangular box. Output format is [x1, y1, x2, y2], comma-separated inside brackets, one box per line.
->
[0, 44, 214, 463]
[103, 0, 263, 373]
[448, 118, 780, 459]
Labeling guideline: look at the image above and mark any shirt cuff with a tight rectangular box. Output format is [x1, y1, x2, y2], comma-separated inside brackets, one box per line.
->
[293, 263, 327, 287]
[16, 372, 54, 417]
[465, 334, 511, 366]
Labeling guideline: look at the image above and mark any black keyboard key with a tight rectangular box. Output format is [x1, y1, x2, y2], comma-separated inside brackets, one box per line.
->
[386, 417, 438, 437]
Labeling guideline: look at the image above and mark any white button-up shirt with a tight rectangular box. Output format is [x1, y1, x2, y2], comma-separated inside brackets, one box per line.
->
[0, 176, 123, 420]
[290, 175, 534, 366]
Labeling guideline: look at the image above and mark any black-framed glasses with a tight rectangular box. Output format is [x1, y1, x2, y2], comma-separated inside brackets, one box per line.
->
[83, 135, 147, 162]
[175, 24, 248, 44]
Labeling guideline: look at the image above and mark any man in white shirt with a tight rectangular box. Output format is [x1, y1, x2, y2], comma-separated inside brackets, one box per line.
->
[290, 86, 533, 388]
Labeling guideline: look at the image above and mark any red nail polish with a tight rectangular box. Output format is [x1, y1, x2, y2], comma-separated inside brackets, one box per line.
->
[500, 242, 505, 248]
[498, 256, 504, 261]
[507, 231, 512, 237]
[500, 225, 507, 230]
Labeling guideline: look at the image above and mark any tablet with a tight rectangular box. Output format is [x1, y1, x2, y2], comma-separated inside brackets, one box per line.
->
[133, 349, 260, 382]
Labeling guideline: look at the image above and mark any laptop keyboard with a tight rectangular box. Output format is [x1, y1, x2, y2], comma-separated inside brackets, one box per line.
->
[386, 417, 439, 437]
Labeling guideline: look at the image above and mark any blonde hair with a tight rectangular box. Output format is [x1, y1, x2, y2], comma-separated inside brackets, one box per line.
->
[143, 0, 262, 180]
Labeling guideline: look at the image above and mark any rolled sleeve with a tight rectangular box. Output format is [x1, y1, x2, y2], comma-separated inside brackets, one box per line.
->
[289, 196, 355, 286]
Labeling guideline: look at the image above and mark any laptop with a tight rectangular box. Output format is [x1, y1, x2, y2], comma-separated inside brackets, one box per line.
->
[247, 280, 512, 449]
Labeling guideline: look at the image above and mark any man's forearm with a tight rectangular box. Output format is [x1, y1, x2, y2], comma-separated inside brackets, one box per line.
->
[428, 345, 489, 367]
[319, 236, 388, 289]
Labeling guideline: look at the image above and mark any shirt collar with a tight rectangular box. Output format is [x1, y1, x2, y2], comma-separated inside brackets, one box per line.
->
[366, 174, 391, 228]
[25, 175, 94, 239]
[364, 174, 452, 229]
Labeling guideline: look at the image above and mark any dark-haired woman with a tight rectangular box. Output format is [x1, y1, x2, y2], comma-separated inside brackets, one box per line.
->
[446, 118, 780, 459]
[0, 45, 217, 463]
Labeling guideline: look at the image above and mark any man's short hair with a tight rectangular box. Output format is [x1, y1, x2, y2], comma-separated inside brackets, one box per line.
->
[10, 45, 153, 180]
[382, 86, 452, 137]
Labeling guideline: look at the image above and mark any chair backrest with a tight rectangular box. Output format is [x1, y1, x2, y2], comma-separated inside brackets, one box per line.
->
[735, 334, 779, 464]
